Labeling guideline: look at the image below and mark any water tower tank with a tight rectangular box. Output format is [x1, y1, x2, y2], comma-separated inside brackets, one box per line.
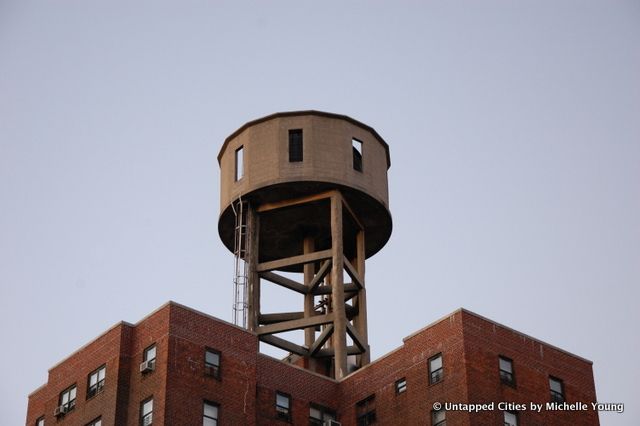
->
[218, 111, 391, 379]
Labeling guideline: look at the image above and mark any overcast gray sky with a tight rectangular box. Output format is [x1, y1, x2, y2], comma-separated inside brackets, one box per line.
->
[1, 1, 638, 425]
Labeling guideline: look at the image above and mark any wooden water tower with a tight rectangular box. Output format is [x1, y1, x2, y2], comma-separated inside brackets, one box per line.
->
[218, 111, 391, 379]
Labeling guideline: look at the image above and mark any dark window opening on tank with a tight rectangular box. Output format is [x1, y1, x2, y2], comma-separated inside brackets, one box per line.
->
[235, 146, 244, 181]
[289, 129, 303, 162]
[352, 138, 363, 172]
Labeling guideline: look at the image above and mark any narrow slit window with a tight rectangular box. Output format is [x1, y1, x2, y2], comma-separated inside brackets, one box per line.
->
[235, 146, 244, 181]
[289, 129, 303, 162]
[352, 138, 363, 172]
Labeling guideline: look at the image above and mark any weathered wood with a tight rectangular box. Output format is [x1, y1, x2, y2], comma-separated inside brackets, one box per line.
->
[343, 257, 363, 289]
[260, 271, 307, 294]
[260, 334, 309, 357]
[303, 237, 316, 348]
[309, 324, 334, 356]
[313, 283, 358, 295]
[257, 313, 334, 335]
[256, 249, 332, 272]
[256, 191, 334, 213]
[354, 229, 369, 365]
[247, 206, 260, 331]
[315, 346, 363, 358]
[308, 260, 331, 293]
[346, 322, 367, 352]
[258, 312, 305, 324]
[331, 192, 348, 379]
[341, 196, 364, 230]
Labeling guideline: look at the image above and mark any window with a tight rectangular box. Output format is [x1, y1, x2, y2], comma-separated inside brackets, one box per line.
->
[205, 348, 221, 379]
[504, 411, 518, 426]
[58, 384, 77, 414]
[140, 397, 153, 426]
[289, 129, 303, 162]
[499, 356, 515, 386]
[432, 408, 446, 426]
[356, 394, 376, 425]
[235, 146, 244, 181]
[395, 378, 407, 394]
[429, 353, 443, 384]
[36, 417, 44, 426]
[87, 365, 106, 398]
[143, 344, 156, 366]
[549, 376, 565, 403]
[309, 404, 336, 425]
[87, 417, 102, 426]
[352, 138, 363, 172]
[276, 392, 291, 421]
[203, 401, 219, 426]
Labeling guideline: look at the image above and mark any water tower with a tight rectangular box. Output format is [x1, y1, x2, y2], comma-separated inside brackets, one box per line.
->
[218, 111, 391, 379]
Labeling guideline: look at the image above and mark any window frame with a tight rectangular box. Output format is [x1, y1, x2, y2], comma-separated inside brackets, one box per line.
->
[87, 364, 106, 399]
[395, 377, 407, 394]
[143, 344, 157, 364]
[352, 138, 363, 172]
[504, 410, 518, 426]
[276, 391, 292, 422]
[86, 417, 102, 426]
[203, 400, 219, 426]
[431, 408, 446, 426]
[204, 347, 221, 379]
[288, 129, 303, 162]
[428, 353, 444, 384]
[35, 416, 45, 426]
[309, 403, 336, 426]
[140, 396, 153, 426]
[499, 356, 516, 387]
[356, 394, 376, 426]
[58, 384, 77, 414]
[549, 376, 565, 403]
[235, 146, 244, 181]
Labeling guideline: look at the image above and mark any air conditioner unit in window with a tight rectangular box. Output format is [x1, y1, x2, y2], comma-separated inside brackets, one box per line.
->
[53, 405, 67, 417]
[325, 421, 341, 426]
[139, 360, 155, 373]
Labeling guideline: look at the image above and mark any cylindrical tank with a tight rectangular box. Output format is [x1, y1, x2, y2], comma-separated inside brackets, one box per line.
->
[218, 110, 392, 266]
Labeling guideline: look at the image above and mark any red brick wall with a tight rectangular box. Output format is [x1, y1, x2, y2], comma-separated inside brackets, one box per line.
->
[255, 355, 338, 426]
[26, 304, 598, 426]
[164, 303, 258, 426]
[460, 310, 599, 426]
[339, 311, 470, 426]
[26, 322, 131, 426]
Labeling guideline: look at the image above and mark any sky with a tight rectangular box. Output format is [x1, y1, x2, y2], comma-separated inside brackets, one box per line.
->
[1, 1, 638, 425]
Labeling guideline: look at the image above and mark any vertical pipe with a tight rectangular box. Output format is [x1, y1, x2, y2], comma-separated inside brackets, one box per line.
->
[330, 191, 348, 379]
[246, 205, 260, 332]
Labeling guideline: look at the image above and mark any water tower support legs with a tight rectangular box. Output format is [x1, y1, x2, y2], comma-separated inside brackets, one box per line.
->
[331, 193, 348, 379]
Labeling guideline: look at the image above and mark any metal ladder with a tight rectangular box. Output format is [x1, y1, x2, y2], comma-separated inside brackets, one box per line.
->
[232, 198, 248, 328]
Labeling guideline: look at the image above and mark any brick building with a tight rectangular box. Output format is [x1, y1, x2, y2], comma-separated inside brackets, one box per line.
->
[26, 301, 598, 425]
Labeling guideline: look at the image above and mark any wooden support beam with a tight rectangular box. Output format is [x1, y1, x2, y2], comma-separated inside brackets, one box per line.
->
[313, 283, 358, 295]
[260, 271, 307, 294]
[260, 334, 309, 357]
[308, 260, 331, 293]
[256, 191, 334, 213]
[346, 322, 367, 352]
[247, 205, 260, 331]
[343, 257, 363, 289]
[341, 196, 364, 230]
[303, 237, 315, 348]
[331, 192, 348, 379]
[315, 346, 363, 358]
[309, 324, 334, 356]
[257, 249, 332, 272]
[257, 313, 334, 335]
[259, 312, 305, 324]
